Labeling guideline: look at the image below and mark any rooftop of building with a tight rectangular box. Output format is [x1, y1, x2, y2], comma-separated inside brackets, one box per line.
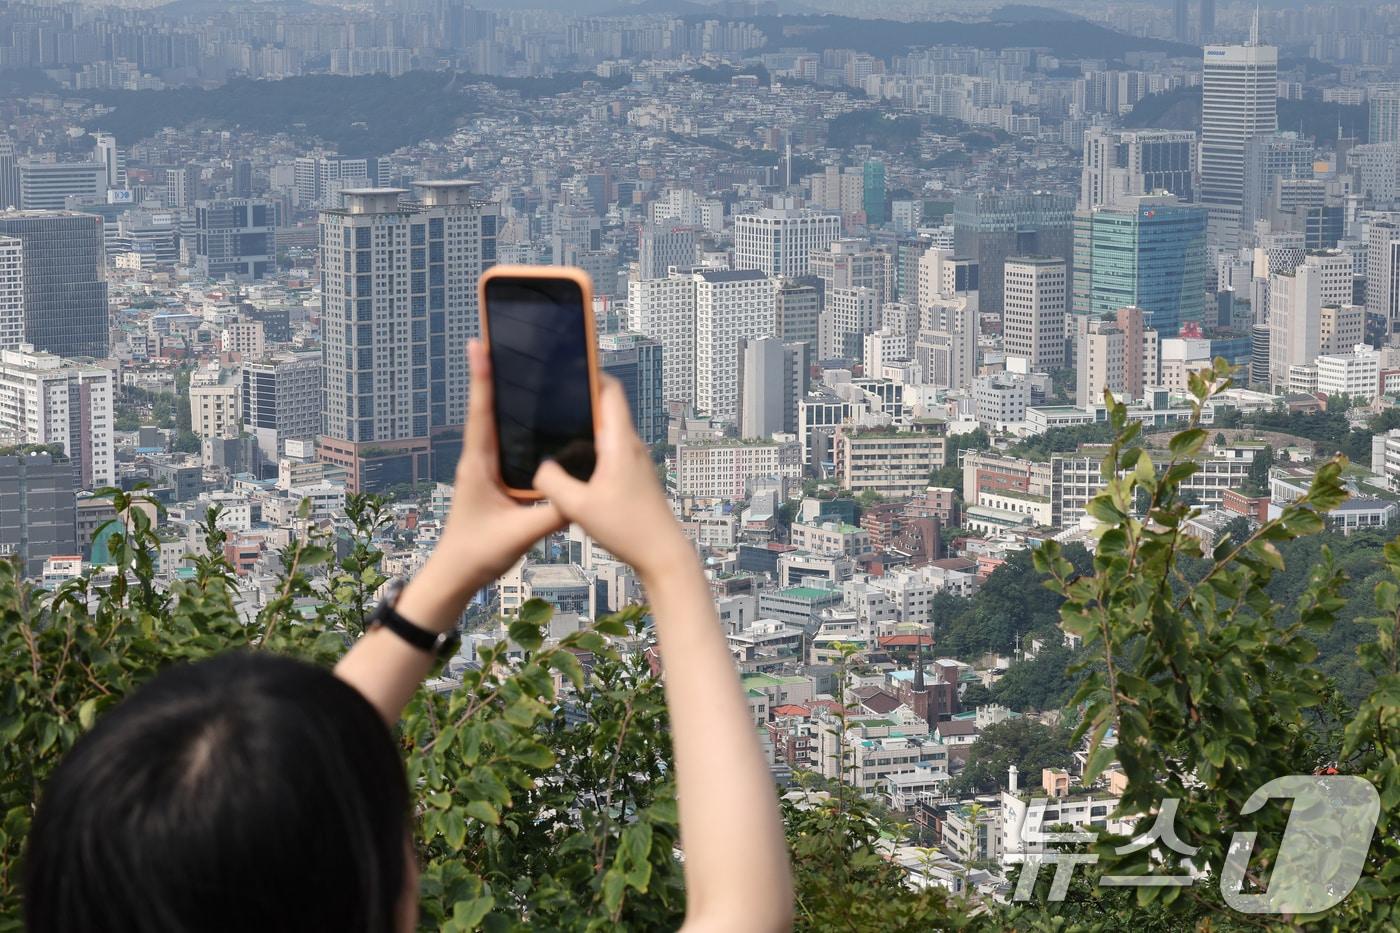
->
[694, 268, 771, 283]
[770, 586, 840, 602]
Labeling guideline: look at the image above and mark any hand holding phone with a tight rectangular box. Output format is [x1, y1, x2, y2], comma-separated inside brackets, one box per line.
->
[479, 265, 601, 499]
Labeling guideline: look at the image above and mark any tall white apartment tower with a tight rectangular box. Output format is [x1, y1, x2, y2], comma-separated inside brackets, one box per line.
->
[1200, 40, 1278, 253]
[1003, 257, 1067, 371]
[0, 346, 114, 488]
[627, 272, 698, 407]
[693, 269, 775, 422]
[733, 207, 840, 278]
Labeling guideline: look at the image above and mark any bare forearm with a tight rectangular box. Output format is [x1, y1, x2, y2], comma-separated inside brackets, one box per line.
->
[643, 557, 793, 931]
[334, 552, 482, 724]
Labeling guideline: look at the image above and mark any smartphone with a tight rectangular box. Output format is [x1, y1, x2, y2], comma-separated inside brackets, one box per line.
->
[478, 265, 601, 500]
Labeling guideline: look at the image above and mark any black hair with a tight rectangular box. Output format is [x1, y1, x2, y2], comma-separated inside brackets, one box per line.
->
[25, 651, 410, 933]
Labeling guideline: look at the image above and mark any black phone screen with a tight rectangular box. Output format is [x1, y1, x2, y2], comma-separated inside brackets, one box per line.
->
[484, 276, 596, 490]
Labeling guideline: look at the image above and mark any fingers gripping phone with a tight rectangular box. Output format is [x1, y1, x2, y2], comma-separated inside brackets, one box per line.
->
[478, 265, 601, 500]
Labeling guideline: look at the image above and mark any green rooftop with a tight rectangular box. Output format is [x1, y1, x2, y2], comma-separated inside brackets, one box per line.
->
[775, 586, 839, 601]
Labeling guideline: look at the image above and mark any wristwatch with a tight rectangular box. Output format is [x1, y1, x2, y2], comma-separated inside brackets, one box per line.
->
[367, 578, 462, 660]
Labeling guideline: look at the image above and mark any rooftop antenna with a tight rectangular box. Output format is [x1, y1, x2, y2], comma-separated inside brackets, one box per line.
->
[1249, 4, 1261, 47]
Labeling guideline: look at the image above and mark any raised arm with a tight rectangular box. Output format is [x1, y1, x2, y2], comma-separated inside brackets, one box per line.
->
[334, 340, 565, 722]
[535, 382, 794, 933]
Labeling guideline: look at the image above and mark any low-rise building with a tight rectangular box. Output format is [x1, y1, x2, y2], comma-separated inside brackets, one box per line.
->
[835, 426, 946, 498]
[676, 437, 803, 499]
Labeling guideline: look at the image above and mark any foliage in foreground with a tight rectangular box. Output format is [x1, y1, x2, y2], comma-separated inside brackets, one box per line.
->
[1, 360, 1400, 929]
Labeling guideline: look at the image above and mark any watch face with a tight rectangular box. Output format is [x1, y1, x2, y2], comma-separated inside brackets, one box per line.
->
[382, 577, 407, 609]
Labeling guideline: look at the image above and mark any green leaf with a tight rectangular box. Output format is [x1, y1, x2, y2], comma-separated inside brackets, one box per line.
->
[465, 800, 500, 825]
[1168, 428, 1206, 460]
[601, 866, 627, 915]
[550, 649, 585, 690]
[510, 743, 555, 770]
[448, 895, 494, 931]
[507, 620, 544, 653]
[594, 615, 630, 637]
[77, 697, 99, 731]
[518, 598, 553, 626]
[298, 545, 334, 567]
[443, 811, 468, 849]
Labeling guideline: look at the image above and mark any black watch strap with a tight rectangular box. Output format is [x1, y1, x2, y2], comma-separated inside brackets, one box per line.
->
[369, 582, 461, 660]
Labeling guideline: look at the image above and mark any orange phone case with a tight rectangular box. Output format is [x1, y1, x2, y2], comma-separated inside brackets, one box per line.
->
[477, 264, 602, 501]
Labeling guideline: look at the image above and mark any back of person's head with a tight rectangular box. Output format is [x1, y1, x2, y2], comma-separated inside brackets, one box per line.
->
[25, 651, 410, 933]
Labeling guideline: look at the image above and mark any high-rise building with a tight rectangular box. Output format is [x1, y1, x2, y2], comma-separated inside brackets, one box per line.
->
[1370, 89, 1400, 146]
[0, 346, 114, 488]
[811, 239, 895, 306]
[863, 159, 887, 225]
[1241, 133, 1314, 237]
[650, 187, 723, 232]
[1346, 143, 1400, 203]
[1267, 251, 1351, 389]
[0, 211, 108, 358]
[0, 136, 18, 210]
[92, 133, 124, 190]
[820, 286, 880, 360]
[953, 191, 1073, 315]
[599, 332, 666, 446]
[0, 237, 21, 350]
[0, 451, 77, 580]
[733, 207, 840, 277]
[1366, 221, 1400, 343]
[916, 298, 978, 392]
[232, 159, 253, 199]
[1076, 306, 1159, 406]
[1003, 257, 1067, 371]
[1200, 41, 1279, 252]
[317, 182, 498, 492]
[1320, 303, 1366, 355]
[1071, 194, 1208, 338]
[627, 272, 697, 406]
[189, 365, 242, 457]
[737, 336, 809, 440]
[775, 278, 821, 347]
[1174, 0, 1189, 41]
[1200, 0, 1216, 40]
[1080, 128, 1197, 210]
[917, 247, 980, 313]
[637, 220, 697, 280]
[114, 210, 178, 268]
[808, 166, 866, 217]
[18, 162, 105, 210]
[295, 154, 385, 207]
[167, 163, 200, 210]
[194, 198, 278, 280]
[242, 351, 322, 471]
[694, 269, 775, 422]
